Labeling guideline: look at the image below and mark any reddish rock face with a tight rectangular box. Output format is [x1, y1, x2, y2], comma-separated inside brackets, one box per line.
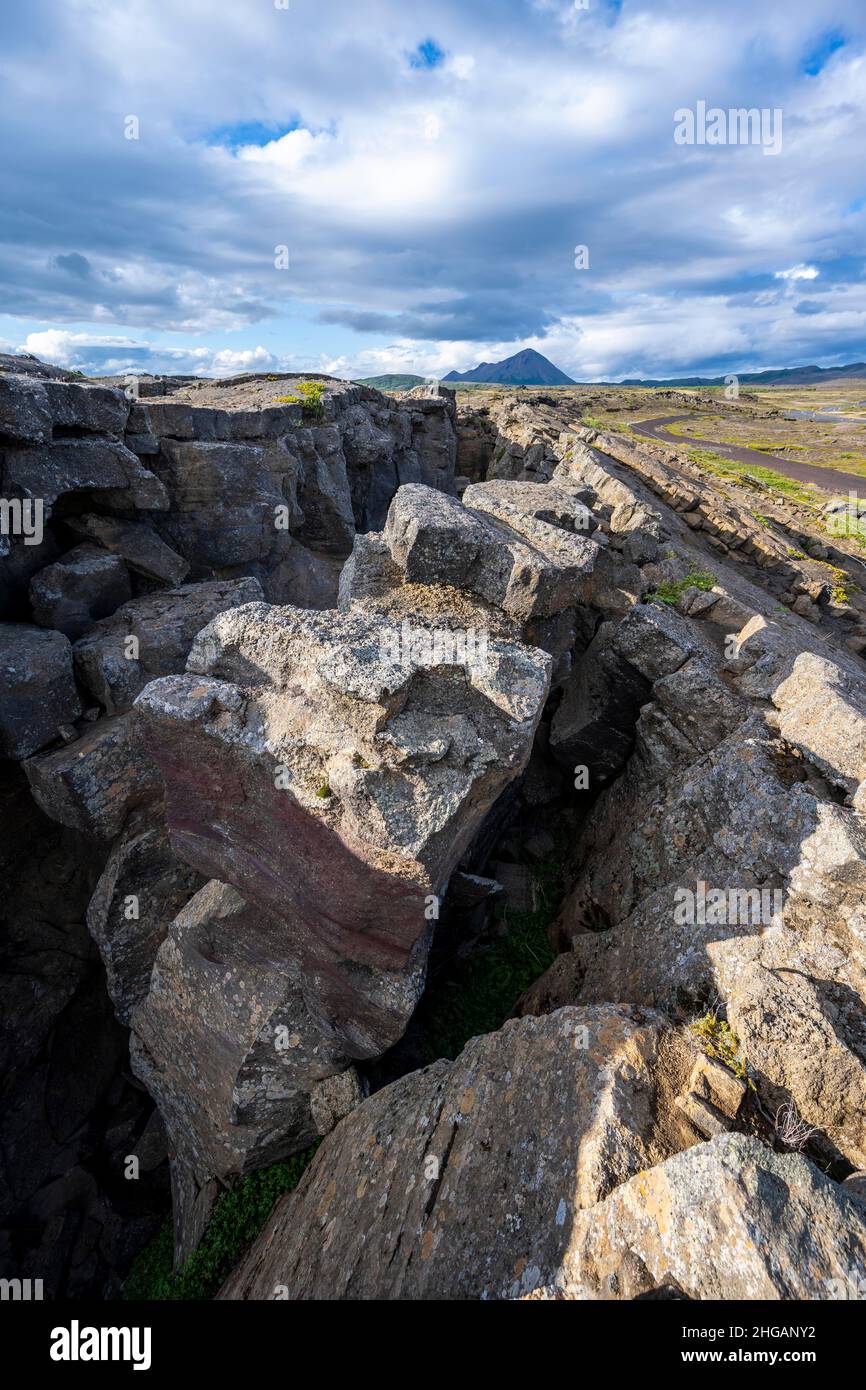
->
[136, 598, 551, 1058]
[142, 698, 432, 1057]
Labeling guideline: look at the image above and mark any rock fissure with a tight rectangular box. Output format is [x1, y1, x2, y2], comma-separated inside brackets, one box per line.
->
[3, 362, 866, 1300]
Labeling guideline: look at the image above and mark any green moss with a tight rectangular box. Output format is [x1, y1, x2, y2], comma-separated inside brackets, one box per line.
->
[123, 1146, 318, 1301]
[648, 570, 716, 607]
[417, 854, 564, 1063]
[316, 783, 333, 799]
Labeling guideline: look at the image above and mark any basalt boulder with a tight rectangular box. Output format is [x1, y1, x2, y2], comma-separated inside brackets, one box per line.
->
[135, 596, 551, 1056]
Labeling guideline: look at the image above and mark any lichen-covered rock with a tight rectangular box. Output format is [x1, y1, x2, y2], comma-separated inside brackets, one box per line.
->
[24, 712, 161, 840]
[772, 651, 866, 794]
[0, 624, 81, 759]
[383, 483, 598, 621]
[562, 1133, 866, 1300]
[130, 881, 359, 1228]
[709, 917, 866, 1168]
[73, 577, 263, 714]
[29, 543, 131, 640]
[218, 1005, 703, 1301]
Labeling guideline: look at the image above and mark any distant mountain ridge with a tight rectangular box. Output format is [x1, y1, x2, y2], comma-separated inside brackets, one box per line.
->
[357, 359, 866, 393]
[613, 362, 866, 387]
[443, 349, 576, 386]
[356, 373, 429, 391]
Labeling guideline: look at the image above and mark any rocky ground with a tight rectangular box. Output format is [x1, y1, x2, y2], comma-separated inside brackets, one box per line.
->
[2, 357, 865, 1300]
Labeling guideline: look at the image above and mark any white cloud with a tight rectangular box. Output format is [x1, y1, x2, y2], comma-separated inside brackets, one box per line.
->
[20, 330, 142, 365]
[775, 264, 820, 281]
[2, 0, 866, 377]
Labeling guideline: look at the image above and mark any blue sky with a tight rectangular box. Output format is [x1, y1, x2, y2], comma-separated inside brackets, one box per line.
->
[0, 0, 864, 382]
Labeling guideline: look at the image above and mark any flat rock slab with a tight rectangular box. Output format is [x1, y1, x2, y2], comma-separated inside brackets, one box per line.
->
[219, 1004, 700, 1301]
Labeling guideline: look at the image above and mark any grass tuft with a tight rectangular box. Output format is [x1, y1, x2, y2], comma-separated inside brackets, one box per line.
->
[123, 1147, 318, 1301]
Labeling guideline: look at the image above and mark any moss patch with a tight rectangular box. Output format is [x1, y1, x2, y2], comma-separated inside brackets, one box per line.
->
[647, 569, 716, 607]
[123, 1146, 318, 1301]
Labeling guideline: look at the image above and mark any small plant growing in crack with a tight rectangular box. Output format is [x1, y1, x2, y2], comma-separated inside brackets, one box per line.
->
[316, 783, 333, 799]
[690, 1012, 754, 1088]
[275, 381, 327, 418]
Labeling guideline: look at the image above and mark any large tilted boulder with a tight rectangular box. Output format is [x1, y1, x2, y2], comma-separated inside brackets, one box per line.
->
[130, 880, 362, 1262]
[135, 595, 551, 1057]
[218, 1005, 709, 1301]
[73, 577, 264, 714]
[220, 1008, 866, 1301]
[0, 624, 81, 759]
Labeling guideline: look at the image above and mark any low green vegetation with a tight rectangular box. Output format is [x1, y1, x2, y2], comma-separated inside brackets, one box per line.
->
[683, 446, 821, 507]
[123, 1146, 318, 1301]
[275, 380, 328, 416]
[648, 569, 716, 606]
[690, 1013, 753, 1088]
[824, 564, 856, 605]
[418, 854, 564, 1063]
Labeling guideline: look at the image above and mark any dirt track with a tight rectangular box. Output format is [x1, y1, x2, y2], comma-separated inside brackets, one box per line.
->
[631, 414, 866, 496]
